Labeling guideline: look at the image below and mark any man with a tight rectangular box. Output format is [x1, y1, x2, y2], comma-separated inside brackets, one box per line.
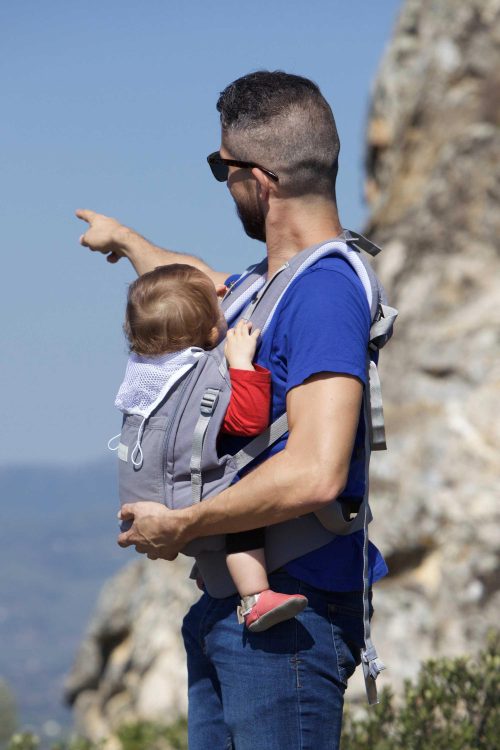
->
[77, 71, 387, 750]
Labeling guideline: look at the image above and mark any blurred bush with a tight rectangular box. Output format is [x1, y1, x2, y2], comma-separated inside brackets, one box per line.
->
[341, 632, 500, 750]
[0, 679, 17, 748]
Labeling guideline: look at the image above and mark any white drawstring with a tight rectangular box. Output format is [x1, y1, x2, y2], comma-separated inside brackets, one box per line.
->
[107, 433, 121, 451]
[130, 416, 147, 468]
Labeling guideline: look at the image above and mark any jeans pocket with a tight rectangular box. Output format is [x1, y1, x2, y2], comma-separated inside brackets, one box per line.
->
[327, 601, 367, 686]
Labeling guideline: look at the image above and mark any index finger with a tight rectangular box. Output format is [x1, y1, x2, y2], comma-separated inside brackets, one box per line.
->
[75, 208, 96, 224]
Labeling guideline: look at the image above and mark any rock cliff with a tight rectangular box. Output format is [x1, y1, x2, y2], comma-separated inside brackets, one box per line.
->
[361, 0, 500, 690]
[65, 0, 500, 736]
[65, 557, 198, 741]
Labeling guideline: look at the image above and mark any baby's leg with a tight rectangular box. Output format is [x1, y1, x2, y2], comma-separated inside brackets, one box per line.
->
[225, 530, 308, 633]
[226, 548, 269, 597]
[226, 528, 268, 596]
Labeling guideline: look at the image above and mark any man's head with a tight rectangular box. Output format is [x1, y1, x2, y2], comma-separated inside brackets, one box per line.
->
[216, 71, 340, 202]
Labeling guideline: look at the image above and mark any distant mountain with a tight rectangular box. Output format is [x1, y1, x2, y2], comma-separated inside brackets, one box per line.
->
[0, 460, 131, 735]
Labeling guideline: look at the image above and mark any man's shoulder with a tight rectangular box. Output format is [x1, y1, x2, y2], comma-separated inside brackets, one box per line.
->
[294, 254, 365, 289]
[278, 255, 369, 317]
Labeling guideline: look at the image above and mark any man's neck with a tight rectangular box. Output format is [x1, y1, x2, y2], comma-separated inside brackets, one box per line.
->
[264, 196, 343, 278]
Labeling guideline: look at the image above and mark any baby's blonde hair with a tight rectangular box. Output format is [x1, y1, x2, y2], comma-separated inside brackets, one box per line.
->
[124, 264, 222, 356]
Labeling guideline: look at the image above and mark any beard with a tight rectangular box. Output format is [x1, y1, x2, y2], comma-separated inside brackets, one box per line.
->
[234, 193, 266, 242]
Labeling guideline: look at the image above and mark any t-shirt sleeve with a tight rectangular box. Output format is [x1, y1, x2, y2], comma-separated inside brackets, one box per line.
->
[221, 365, 271, 436]
[277, 264, 371, 393]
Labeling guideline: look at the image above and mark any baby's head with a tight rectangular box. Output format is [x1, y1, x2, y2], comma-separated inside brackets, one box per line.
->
[124, 264, 227, 356]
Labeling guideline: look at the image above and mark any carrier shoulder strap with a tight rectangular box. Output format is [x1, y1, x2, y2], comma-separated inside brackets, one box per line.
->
[227, 231, 397, 456]
[193, 232, 398, 486]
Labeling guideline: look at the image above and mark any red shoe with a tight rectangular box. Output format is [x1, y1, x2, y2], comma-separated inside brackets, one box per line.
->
[237, 589, 308, 632]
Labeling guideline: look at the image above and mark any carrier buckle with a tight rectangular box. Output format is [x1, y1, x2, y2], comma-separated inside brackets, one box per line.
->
[200, 388, 220, 416]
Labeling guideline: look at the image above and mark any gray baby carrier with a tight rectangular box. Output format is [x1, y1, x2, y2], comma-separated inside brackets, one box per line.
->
[111, 230, 397, 704]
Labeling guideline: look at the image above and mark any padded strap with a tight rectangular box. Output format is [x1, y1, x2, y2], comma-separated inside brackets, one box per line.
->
[221, 259, 268, 323]
[190, 388, 220, 503]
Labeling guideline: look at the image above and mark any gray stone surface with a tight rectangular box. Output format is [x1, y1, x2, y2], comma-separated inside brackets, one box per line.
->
[64, 557, 198, 741]
[358, 0, 500, 699]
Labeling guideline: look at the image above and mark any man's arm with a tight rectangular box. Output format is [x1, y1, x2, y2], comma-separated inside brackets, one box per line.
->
[75, 209, 230, 285]
[118, 371, 363, 559]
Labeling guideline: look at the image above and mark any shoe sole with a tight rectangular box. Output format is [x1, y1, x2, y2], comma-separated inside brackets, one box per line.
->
[247, 596, 308, 633]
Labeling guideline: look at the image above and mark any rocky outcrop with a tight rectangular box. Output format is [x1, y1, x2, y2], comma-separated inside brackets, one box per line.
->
[64, 557, 198, 742]
[66, 0, 500, 734]
[360, 0, 500, 690]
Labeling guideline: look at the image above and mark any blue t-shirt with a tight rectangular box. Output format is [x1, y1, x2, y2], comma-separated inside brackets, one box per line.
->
[222, 255, 387, 591]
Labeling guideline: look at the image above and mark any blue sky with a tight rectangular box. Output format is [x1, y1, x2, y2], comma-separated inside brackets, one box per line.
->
[1, 0, 402, 467]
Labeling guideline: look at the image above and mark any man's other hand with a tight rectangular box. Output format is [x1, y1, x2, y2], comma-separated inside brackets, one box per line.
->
[118, 501, 190, 560]
[75, 208, 128, 264]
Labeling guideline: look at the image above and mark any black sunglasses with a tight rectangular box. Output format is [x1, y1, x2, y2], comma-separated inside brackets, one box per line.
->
[207, 151, 279, 183]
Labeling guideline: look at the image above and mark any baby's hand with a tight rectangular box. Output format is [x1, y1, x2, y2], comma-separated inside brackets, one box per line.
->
[224, 320, 261, 371]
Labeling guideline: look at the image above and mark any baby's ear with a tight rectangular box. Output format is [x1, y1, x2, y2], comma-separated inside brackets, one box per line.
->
[215, 284, 228, 298]
[207, 326, 221, 347]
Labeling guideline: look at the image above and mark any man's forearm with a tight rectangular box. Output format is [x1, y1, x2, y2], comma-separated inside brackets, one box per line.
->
[76, 209, 229, 285]
[178, 374, 360, 546]
[119, 226, 229, 285]
[180, 445, 343, 547]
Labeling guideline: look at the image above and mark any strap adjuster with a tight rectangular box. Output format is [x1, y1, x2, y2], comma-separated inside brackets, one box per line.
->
[200, 388, 219, 416]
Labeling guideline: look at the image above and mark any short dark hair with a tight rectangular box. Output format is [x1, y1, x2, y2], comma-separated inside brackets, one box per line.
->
[124, 264, 222, 355]
[217, 71, 340, 198]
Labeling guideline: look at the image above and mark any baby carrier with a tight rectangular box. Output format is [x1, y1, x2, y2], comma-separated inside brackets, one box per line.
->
[110, 229, 397, 704]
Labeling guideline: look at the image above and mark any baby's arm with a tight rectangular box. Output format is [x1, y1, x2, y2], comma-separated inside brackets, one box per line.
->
[224, 320, 260, 370]
[222, 321, 271, 436]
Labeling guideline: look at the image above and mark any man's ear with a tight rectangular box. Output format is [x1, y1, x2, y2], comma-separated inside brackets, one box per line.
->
[215, 284, 228, 298]
[251, 168, 272, 201]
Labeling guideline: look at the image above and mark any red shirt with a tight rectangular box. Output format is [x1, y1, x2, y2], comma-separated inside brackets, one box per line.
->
[221, 364, 271, 437]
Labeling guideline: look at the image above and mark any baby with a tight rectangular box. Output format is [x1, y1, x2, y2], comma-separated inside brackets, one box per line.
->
[120, 263, 307, 632]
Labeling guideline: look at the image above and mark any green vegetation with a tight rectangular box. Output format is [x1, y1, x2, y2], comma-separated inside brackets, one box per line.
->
[116, 719, 188, 750]
[5, 636, 499, 750]
[341, 632, 500, 750]
[0, 679, 17, 747]
[4, 720, 189, 750]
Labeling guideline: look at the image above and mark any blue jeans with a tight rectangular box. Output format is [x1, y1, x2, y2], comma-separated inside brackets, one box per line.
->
[181, 570, 372, 750]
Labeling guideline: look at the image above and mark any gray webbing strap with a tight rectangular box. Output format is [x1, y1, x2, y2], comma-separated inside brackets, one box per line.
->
[370, 305, 398, 349]
[361, 357, 386, 705]
[221, 259, 268, 321]
[343, 230, 383, 258]
[239, 263, 290, 323]
[368, 360, 386, 451]
[190, 388, 220, 503]
[233, 413, 289, 472]
[218, 357, 229, 379]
